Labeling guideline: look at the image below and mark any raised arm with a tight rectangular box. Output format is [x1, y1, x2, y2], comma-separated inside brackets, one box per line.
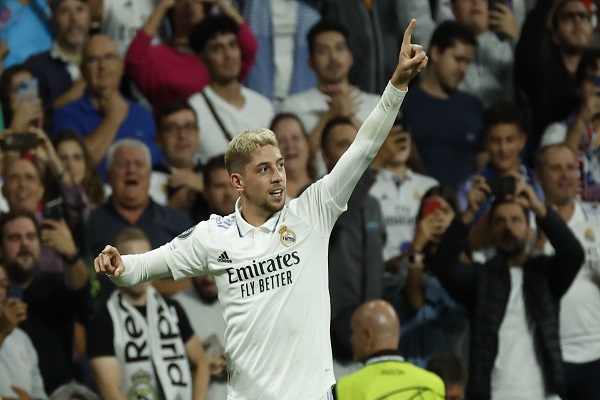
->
[94, 245, 172, 286]
[323, 19, 428, 208]
[539, 208, 584, 298]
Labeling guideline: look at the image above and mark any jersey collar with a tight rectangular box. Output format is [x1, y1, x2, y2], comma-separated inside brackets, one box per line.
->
[365, 350, 405, 366]
[234, 198, 282, 237]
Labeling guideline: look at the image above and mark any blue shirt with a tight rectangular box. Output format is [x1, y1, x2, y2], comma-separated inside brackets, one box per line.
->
[0, 0, 52, 68]
[52, 94, 162, 179]
[402, 84, 484, 190]
[398, 273, 466, 368]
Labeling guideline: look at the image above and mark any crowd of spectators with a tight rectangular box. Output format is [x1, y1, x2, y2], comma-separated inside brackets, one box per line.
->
[0, 0, 600, 399]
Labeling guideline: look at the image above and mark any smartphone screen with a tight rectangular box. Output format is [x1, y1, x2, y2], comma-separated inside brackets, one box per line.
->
[43, 197, 64, 221]
[422, 198, 442, 218]
[17, 78, 39, 102]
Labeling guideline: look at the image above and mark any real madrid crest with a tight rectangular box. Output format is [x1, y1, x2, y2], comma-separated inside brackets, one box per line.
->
[584, 227, 596, 243]
[278, 225, 297, 247]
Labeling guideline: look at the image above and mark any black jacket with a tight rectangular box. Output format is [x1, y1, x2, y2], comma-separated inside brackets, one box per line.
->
[430, 208, 584, 400]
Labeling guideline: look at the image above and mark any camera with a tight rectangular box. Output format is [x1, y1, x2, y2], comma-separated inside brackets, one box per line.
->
[1, 133, 39, 151]
[486, 176, 516, 197]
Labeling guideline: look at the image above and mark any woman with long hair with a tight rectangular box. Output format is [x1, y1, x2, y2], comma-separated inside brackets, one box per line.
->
[53, 130, 106, 208]
[0, 64, 43, 131]
[398, 185, 468, 368]
[270, 112, 316, 199]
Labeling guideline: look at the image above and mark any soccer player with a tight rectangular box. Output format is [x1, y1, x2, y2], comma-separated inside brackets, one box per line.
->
[94, 19, 428, 400]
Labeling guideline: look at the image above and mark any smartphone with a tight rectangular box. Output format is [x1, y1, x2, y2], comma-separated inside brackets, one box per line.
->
[422, 198, 442, 218]
[489, 0, 513, 10]
[17, 77, 38, 102]
[7, 283, 23, 300]
[1, 133, 39, 151]
[43, 197, 64, 221]
[486, 176, 516, 197]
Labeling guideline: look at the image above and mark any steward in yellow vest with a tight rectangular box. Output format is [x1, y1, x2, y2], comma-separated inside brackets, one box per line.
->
[333, 300, 445, 400]
[335, 351, 445, 399]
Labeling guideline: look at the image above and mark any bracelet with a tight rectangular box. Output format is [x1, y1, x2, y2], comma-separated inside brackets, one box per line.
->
[63, 247, 81, 264]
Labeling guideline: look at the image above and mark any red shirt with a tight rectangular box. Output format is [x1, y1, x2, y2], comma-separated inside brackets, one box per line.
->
[125, 22, 258, 110]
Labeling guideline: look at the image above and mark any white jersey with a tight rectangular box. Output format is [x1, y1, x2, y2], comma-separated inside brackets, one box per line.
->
[101, 0, 156, 56]
[189, 86, 275, 165]
[369, 168, 438, 261]
[116, 82, 406, 400]
[543, 201, 600, 363]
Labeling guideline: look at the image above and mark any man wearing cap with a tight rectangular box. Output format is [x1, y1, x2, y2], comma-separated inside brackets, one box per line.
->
[25, 0, 90, 113]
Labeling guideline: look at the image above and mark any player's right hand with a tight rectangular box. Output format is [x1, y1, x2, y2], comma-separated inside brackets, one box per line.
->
[94, 245, 125, 277]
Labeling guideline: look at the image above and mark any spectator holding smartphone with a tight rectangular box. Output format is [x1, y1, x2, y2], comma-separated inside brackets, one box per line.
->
[540, 48, 600, 201]
[459, 101, 543, 216]
[0, 128, 89, 273]
[369, 116, 437, 309]
[0, 65, 44, 131]
[431, 174, 584, 400]
[0, 263, 47, 400]
[452, 0, 520, 106]
[397, 186, 468, 368]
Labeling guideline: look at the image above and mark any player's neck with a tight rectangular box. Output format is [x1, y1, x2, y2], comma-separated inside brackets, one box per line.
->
[239, 199, 273, 227]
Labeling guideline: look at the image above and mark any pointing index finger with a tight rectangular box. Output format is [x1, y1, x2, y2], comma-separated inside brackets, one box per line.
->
[403, 19, 416, 46]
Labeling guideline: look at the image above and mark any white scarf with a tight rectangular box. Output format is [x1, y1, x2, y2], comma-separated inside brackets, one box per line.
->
[107, 286, 192, 399]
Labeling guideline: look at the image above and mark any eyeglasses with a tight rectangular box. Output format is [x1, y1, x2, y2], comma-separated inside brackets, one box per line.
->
[162, 123, 198, 135]
[84, 53, 120, 65]
[557, 11, 592, 23]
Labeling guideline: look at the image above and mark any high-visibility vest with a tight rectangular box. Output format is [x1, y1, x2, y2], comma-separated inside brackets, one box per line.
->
[336, 355, 446, 400]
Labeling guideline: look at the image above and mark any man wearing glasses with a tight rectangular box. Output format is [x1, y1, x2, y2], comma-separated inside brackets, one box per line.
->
[52, 34, 162, 179]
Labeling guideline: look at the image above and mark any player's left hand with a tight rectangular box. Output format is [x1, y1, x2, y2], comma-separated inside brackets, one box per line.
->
[391, 19, 428, 90]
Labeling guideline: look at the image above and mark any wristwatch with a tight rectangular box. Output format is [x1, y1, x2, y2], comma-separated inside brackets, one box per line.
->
[408, 251, 424, 266]
[63, 247, 81, 265]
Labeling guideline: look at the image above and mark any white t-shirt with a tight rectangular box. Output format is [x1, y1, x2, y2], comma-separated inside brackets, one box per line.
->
[101, 0, 157, 56]
[149, 169, 171, 206]
[280, 87, 380, 134]
[271, 0, 297, 102]
[543, 201, 600, 363]
[490, 268, 560, 400]
[174, 286, 228, 400]
[369, 168, 438, 261]
[117, 82, 406, 400]
[189, 86, 275, 165]
[0, 328, 46, 399]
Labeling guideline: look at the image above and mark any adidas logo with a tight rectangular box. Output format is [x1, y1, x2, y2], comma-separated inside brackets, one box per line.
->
[217, 251, 232, 263]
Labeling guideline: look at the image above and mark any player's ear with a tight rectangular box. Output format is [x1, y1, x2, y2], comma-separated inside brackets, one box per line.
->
[231, 172, 244, 193]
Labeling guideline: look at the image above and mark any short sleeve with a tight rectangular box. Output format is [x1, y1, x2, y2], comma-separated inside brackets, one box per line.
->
[167, 298, 194, 344]
[87, 306, 115, 358]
